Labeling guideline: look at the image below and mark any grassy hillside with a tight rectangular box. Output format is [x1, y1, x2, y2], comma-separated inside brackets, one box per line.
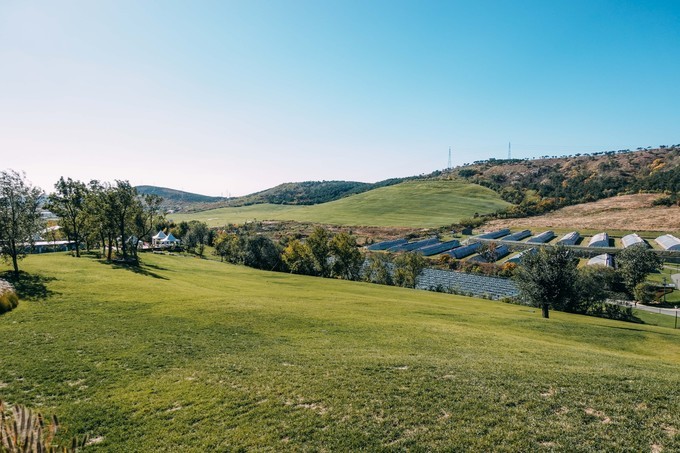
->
[169, 180, 512, 227]
[0, 254, 678, 451]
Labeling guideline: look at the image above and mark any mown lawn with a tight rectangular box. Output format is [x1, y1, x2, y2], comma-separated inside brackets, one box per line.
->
[169, 180, 511, 227]
[0, 253, 678, 451]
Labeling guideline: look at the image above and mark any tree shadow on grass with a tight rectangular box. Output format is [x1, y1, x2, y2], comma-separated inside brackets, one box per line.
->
[80, 252, 169, 279]
[0, 271, 58, 301]
[100, 259, 169, 280]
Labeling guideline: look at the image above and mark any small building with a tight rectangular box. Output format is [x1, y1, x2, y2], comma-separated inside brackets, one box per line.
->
[588, 232, 610, 248]
[446, 242, 481, 259]
[367, 238, 408, 251]
[160, 233, 180, 248]
[477, 229, 511, 240]
[152, 231, 167, 247]
[504, 229, 531, 241]
[655, 234, 680, 251]
[506, 248, 536, 264]
[469, 244, 510, 263]
[388, 237, 439, 252]
[527, 231, 555, 244]
[417, 240, 460, 256]
[621, 233, 648, 249]
[32, 240, 76, 254]
[557, 231, 580, 246]
[587, 254, 614, 267]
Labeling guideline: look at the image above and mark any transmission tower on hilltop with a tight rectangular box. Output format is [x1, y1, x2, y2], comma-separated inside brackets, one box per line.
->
[448, 146, 452, 169]
[508, 142, 512, 159]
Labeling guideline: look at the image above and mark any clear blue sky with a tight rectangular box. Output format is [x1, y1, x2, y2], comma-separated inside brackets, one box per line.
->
[1, 1, 679, 196]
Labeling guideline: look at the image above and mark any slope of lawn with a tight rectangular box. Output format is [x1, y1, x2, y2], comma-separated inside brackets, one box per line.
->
[0, 253, 678, 451]
[169, 180, 512, 227]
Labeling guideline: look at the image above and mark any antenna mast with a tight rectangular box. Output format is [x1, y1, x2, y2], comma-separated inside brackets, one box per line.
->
[448, 146, 452, 169]
[508, 142, 512, 160]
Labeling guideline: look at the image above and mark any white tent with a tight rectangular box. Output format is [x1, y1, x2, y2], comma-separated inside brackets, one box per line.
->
[152, 230, 167, 247]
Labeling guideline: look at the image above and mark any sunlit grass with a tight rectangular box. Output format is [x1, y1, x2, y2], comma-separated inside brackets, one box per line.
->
[169, 180, 511, 227]
[0, 253, 678, 451]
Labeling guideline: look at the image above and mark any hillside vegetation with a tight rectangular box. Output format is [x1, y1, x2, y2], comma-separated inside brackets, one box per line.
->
[0, 253, 678, 451]
[448, 146, 680, 218]
[139, 179, 412, 212]
[169, 180, 511, 227]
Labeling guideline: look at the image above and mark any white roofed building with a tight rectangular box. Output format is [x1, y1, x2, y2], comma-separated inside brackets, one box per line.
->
[622, 233, 647, 248]
[152, 231, 167, 247]
[588, 232, 610, 248]
[655, 234, 680, 251]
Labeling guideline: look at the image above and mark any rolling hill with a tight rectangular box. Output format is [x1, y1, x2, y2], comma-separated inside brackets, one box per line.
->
[138, 179, 413, 212]
[168, 180, 512, 227]
[1, 253, 678, 450]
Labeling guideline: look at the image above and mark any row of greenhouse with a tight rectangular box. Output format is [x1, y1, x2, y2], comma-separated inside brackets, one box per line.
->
[366, 229, 680, 265]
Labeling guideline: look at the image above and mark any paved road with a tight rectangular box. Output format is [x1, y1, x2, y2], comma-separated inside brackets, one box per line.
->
[609, 299, 679, 317]
[671, 273, 680, 289]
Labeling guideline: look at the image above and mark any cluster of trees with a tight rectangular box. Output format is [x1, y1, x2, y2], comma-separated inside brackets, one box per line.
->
[515, 245, 661, 319]
[210, 225, 428, 288]
[0, 171, 43, 275]
[46, 178, 163, 263]
[0, 170, 166, 275]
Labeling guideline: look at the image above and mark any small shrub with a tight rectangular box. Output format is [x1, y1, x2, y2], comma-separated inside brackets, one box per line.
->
[0, 280, 18, 314]
[0, 400, 88, 451]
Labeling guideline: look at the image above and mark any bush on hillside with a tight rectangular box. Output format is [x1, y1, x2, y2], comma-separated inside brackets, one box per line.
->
[0, 280, 18, 314]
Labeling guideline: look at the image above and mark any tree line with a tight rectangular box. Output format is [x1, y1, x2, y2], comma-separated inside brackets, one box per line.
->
[515, 244, 662, 319]
[0, 170, 164, 274]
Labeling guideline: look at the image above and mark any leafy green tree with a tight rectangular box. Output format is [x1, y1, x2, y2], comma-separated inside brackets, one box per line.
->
[330, 232, 363, 280]
[616, 246, 662, 292]
[109, 181, 138, 261]
[633, 282, 656, 304]
[184, 221, 211, 256]
[213, 231, 241, 263]
[130, 194, 164, 260]
[0, 170, 43, 275]
[393, 252, 426, 288]
[281, 239, 315, 275]
[363, 253, 393, 285]
[84, 181, 117, 260]
[243, 235, 281, 271]
[46, 177, 88, 257]
[514, 245, 578, 318]
[306, 227, 332, 277]
[478, 241, 500, 263]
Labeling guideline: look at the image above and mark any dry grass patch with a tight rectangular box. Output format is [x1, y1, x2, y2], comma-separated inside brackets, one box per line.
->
[487, 194, 680, 232]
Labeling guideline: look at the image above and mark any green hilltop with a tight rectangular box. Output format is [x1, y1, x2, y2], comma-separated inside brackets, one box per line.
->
[0, 253, 678, 450]
[169, 179, 511, 227]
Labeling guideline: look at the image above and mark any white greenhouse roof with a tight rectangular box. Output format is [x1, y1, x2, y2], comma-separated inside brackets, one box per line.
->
[621, 233, 647, 248]
[588, 232, 609, 247]
[655, 234, 680, 251]
[587, 254, 613, 267]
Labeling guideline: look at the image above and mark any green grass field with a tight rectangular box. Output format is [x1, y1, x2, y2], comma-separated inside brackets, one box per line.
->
[169, 180, 512, 227]
[1, 253, 679, 451]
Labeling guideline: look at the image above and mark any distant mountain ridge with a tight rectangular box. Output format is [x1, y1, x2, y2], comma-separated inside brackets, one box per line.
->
[136, 178, 411, 211]
[135, 186, 224, 204]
